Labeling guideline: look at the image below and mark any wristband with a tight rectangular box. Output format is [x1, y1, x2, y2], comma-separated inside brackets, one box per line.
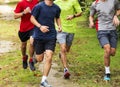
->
[73, 14, 76, 18]
[38, 25, 42, 29]
[22, 11, 25, 15]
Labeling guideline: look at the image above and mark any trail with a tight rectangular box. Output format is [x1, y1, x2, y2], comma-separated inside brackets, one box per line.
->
[0, 4, 79, 87]
[39, 62, 79, 87]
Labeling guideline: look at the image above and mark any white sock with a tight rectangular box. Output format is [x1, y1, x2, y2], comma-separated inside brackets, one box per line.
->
[105, 66, 110, 74]
[64, 67, 68, 72]
[41, 76, 47, 83]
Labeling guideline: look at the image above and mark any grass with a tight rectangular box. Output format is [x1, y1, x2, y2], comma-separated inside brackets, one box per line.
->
[0, 1, 120, 87]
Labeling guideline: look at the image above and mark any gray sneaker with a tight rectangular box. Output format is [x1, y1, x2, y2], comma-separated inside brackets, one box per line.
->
[41, 80, 52, 87]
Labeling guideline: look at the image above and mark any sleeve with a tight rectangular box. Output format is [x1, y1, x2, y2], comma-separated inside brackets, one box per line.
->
[73, 0, 82, 13]
[115, 0, 120, 10]
[90, 2, 96, 16]
[31, 4, 40, 19]
[55, 6, 61, 18]
[14, 2, 23, 13]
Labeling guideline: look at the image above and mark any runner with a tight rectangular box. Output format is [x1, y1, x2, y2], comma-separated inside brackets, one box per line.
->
[30, 0, 61, 86]
[89, 0, 120, 81]
[14, 0, 39, 71]
[54, 0, 82, 79]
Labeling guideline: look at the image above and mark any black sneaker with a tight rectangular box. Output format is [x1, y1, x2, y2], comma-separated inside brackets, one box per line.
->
[104, 73, 110, 81]
[29, 61, 35, 71]
[23, 55, 28, 69]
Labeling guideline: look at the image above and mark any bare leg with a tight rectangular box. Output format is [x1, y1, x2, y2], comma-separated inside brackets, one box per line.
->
[59, 43, 67, 68]
[21, 41, 27, 56]
[29, 36, 34, 58]
[103, 44, 111, 67]
[43, 50, 53, 76]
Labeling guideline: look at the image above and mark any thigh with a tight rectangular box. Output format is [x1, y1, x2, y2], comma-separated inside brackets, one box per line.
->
[97, 31, 109, 48]
[66, 33, 75, 46]
[33, 39, 45, 55]
[109, 30, 118, 48]
[18, 30, 31, 42]
[57, 32, 67, 44]
[45, 39, 56, 52]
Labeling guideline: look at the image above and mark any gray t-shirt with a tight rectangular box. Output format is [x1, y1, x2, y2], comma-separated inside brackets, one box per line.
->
[90, 0, 120, 31]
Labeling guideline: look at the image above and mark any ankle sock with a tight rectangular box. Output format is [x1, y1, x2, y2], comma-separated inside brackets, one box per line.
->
[29, 58, 33, 62]
[23, 55, 28, 61]
[41, 76, 47, 83]
[105, 66, 110, 74]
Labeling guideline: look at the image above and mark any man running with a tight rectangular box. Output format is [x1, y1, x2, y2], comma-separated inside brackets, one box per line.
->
[14, 0, 39, 71]
[30, 0, 61, 86]
[89, 0, 120, 81]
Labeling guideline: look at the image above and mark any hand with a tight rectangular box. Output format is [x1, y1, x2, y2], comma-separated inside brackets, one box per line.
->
[40, 25, 49, 33]
[113, 15, 120, 27]
[23, 7, 31, 14]
[57, 26, 62, 32]
[66, 15, 74, 20]
[89, 22, 95, 28]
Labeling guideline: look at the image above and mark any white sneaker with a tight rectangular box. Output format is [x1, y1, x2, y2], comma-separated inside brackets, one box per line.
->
[40, 80, 52, 87]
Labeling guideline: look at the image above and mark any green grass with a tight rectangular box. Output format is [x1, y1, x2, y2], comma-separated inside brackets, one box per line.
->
[0, 1, 120, 87]
[54, 27, 120, 87]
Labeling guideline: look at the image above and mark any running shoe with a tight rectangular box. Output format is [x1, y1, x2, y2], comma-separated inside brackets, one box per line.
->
[41, 80, 52, 87]
[29, 61, 35, 71]
[64, 69, 70, 79]
[104, 73, 110, 81]
[22, 55, 28, 69]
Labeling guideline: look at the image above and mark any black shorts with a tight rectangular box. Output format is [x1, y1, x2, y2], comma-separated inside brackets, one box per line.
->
[33, 39, 56, 55]
[18, 29, 34, 42]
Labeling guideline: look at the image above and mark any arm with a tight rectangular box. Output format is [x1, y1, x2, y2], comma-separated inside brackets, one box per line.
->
[14, 7, 31, 19]
[89, 15, 95, 28]
[66, 12, 82, 20]
[30, 15, 49, 33]
[113, 10, 120, 26]
[55, 17, 62, 32]
[14, 12, 24, 19]
[66, 0, 82, 20]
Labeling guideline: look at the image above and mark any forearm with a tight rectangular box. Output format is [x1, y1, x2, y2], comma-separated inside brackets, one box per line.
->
[56, 18, 62, 31]
[73, 12, 82, 18]
[14, 12, 24, 19]
[89, 16, 94, 23]
[56, 18, 61, 27]
[30, 15, 41, 28]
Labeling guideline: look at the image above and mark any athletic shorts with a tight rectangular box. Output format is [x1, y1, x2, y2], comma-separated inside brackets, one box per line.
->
[33, 39, 56, 55]
[18, 29, 34, 42]
[97, 30, 118, 48]
[57, 32, 74, 46]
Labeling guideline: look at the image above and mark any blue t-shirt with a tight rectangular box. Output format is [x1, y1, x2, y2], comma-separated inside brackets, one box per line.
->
[31, 1, 61, 40]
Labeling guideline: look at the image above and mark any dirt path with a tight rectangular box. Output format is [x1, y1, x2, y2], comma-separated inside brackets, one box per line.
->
[0, 5, 14, 20]
[39, 62, 79, 87]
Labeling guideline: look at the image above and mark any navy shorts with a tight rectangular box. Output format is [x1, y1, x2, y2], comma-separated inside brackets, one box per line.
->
[18, 29, 34, 42]
[33, 39, 56, 55]
[97, 30, 118, 48]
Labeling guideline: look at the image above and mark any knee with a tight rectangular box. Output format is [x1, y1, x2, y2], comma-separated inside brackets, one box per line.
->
[36, 57, 43, 62]
[61, 48, 67, 53]
[21, 44, 26, 49]
[104, 45, 111, 55]
[110, 50, 116, 56]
